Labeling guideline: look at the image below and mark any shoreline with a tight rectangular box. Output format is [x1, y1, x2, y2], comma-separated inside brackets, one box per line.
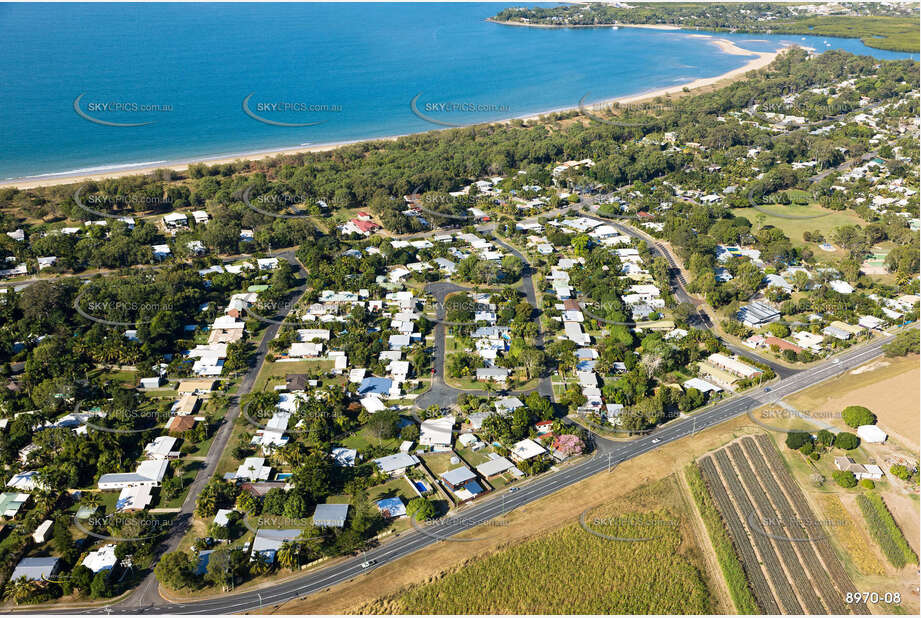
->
[484, 17, 685, 31]
[0, 37, 781, 191]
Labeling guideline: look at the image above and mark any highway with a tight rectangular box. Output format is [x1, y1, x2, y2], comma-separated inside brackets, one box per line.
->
[63, 331, 895, 615]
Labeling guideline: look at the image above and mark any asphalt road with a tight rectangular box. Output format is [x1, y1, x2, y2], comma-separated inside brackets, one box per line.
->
[61, 331, 895, 615]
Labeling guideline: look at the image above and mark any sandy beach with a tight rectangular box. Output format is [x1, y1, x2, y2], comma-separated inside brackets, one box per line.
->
[1, 36, 782, 191]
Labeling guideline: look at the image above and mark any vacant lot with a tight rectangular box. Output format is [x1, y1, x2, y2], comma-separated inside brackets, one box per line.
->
[352, 476, 713, 614]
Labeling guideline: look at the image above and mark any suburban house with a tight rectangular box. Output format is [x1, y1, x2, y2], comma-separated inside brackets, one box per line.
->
[10, 556, 61, 582]
[735, 302, 780, 327]
[82, 544, 118, 574]
[510, 438, 547, 463]
[251, 529, 302, 564]
[476, 367, 509, 383]
[373, 453, 420, 477]
[0, 492, 30, 518]
[419, 416, 455, 448]
[440, 466, 485, 502]
[313, 503, 349, 528]
[376, 497, 406, 518]
[98, 460, 169, 490]
[834, 457, 884, 480]
[475, 456, 517, 478]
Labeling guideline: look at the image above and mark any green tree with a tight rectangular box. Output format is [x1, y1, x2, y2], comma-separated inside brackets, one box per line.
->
[785, 431, 812, 450]
[832, 470, 857, 488]
[834, 432, 859, 450]
[154, 550, 198, 590]
[841, 406, 876, 428]
[406, 497, 437, 521]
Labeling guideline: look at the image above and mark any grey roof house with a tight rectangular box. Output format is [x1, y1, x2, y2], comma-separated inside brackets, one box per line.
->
[313, 503, 349, 528]
[10, 557, 61, 582]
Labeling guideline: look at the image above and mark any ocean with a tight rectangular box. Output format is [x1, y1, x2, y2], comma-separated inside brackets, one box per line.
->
[0, 2, 917, 181]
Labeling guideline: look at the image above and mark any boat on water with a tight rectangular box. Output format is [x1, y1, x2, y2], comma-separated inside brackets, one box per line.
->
[611, 26, 620, 30]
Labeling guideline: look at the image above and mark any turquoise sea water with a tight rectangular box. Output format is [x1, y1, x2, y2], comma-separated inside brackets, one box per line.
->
[0, 2, 916, 180]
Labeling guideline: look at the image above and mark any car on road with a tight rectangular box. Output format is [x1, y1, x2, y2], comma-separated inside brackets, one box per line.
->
[764, 386, 771, 392]
[508, 487, 519, 492]
[361, 560, 376, 569]
[651, 438, 660, 444]
[832, 358, 841, 365]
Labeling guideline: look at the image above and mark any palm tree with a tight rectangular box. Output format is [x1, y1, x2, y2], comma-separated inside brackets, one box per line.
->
[81, 491, 103, 510]
[249, 551, 272, 576]
[4, 577, 35, 604]
[276, 542, 301, 571]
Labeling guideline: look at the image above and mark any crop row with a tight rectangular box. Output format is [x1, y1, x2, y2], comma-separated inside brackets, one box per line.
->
[713, 449, 804, 614]
[685, 463, 760, 615]
[752, 434, 869, 615]
[856, 492, 919, 569]
[699, 456, 781, 614]
[727, 442, 825, 613]
[739, 437, 850, 614]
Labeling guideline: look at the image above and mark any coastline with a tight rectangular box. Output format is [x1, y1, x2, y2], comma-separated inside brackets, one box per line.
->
[484, 17, 684, 31]
[0, 38, 780, 191]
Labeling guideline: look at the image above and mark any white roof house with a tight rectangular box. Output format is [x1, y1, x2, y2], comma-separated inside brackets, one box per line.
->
[163, 212, 188, 227]
[857, 315, 885, 330]
[116, 485, 154, 511]
[476, 456, 517, 477]
[143, 436, 179, 460]
[7, 470, 43, 491]
[98, 460, 169, 490]
[683, 378, 722, 393]
[82, 544, 118, 573]
[234, 457, 271, 482]
[420, 416, 455, 447]
[829, 280, 854, 295]
[510, 438, 547, 462]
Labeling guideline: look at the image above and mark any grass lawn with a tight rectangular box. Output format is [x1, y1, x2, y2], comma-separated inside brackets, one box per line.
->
[182, 433, 216, 459]
[94, 368, 138, 388]
[420, 451, 461, 478]
[153, 462, 202, 509]
[340, 425, 404, 453]
[252, 359, 334, 393]
[732, 204, 865, 249]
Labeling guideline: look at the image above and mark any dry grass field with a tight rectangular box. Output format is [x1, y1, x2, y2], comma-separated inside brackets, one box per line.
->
[786, 356, 919, 451]
[351, 477, 712, 614]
